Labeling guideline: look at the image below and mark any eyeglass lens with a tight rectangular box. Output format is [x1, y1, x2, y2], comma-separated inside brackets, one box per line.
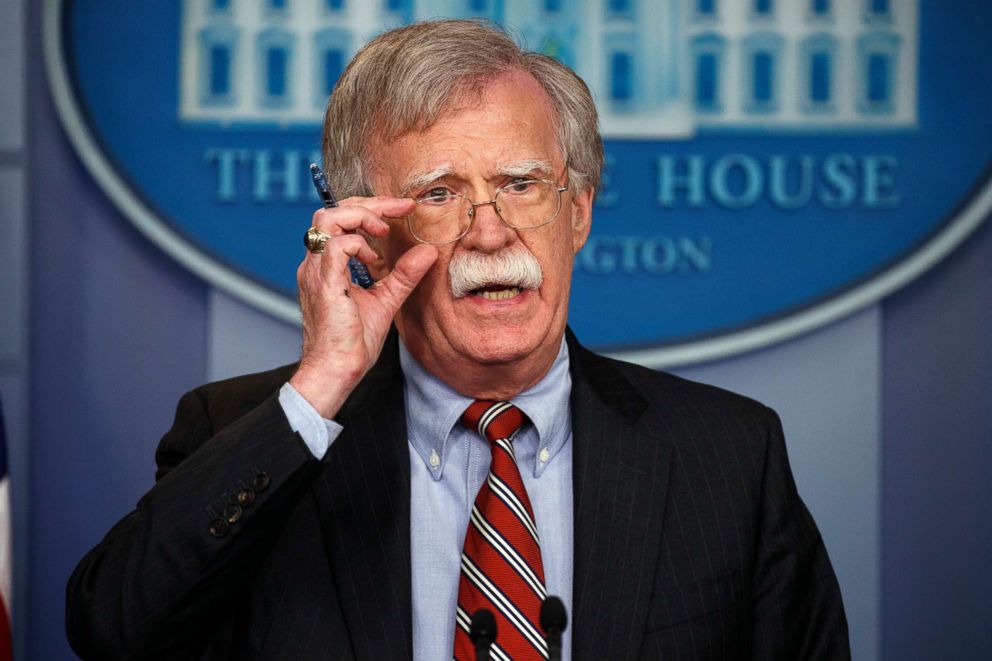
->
[409, 180, 563, 245]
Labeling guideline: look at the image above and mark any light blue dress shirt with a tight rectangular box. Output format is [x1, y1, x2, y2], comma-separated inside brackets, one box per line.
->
[279, 339, 574, 660]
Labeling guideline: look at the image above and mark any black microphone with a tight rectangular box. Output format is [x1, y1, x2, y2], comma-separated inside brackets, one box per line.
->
[469, 608, 497, 661]
[541, 596, 568, 661]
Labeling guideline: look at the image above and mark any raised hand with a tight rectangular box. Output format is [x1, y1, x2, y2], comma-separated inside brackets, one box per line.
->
[290, 196, 438, 418]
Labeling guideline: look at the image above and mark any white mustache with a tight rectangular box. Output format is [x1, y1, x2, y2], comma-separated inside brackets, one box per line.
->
[448, 247, 544, 298]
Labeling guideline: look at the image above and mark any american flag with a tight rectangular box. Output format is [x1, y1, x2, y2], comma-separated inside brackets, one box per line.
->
[0, 399, 12, 660]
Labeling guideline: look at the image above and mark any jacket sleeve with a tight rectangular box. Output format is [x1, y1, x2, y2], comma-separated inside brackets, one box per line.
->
[65, 388, 327, 660]
[750, 407, 851, 660]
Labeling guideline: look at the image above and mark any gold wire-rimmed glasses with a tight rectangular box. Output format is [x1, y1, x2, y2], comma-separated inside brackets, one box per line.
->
[405, 178, 570, 245]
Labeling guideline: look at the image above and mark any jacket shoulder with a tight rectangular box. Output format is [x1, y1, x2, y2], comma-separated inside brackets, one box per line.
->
[154, 363, 299, 478]
[575, 343, 774, 429]
[189, 363, 299, 431]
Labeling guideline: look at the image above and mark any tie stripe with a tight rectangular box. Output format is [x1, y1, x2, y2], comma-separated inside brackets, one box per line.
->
[487, 472, 541, 544]
[470, 506, 547, 599]
[461, 555, 549, 656]
[475, 401, 516, 437]
[454, 401, 549, 661]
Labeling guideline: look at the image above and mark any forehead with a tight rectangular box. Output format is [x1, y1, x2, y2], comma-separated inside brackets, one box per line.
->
[371, 70, 562, 190]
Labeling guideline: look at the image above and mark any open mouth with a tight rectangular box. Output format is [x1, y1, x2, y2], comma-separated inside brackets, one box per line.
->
[470, 285, 525, 301]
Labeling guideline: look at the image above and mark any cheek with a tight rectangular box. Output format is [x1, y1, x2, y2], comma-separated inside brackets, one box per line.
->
[540, 235, 577, 280]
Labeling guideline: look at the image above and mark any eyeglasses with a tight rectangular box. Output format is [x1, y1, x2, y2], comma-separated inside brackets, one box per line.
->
[406, 178, 569, 245]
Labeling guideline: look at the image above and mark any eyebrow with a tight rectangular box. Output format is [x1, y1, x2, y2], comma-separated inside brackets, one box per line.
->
[496, 159, 554, 178]
[400, 165, 454, 196]
[399, 159, 556, 196]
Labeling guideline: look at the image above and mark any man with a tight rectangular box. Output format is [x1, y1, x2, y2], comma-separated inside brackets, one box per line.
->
[66, 19, 849, 661]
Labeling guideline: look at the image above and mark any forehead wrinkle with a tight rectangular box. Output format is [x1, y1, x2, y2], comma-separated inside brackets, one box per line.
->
[400, 165, 454, 195]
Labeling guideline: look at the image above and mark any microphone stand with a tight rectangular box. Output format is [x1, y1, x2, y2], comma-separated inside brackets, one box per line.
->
[541, 596, 568, 661]
[470, 608, 497, 661]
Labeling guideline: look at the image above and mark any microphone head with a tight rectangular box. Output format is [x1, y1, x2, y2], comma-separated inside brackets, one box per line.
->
[540, 596, 568, 633]
[470, 608, 497, 644]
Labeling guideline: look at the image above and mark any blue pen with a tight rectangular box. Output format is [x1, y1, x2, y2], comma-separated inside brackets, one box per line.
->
[309, 162, 375, 289]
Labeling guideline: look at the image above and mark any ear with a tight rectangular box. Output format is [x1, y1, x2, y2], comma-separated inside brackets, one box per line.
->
[569, 186, 594, 254]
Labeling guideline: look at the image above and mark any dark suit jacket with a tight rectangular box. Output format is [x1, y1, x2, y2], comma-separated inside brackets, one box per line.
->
[66, 330, 849, 660]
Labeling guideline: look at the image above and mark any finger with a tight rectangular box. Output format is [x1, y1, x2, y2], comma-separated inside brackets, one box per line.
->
[296, 259, 314, 298]
[339, 195, 416, 218]
[373, 244, 439, 310]
[318, 234, 381, 283]
[311, 206, 390, 238]
[296, 253, 329, 322]
[312, 197, 415, 237]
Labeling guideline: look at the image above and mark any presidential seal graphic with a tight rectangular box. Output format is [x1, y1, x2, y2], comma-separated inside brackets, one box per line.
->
[44, 0, 991, 366]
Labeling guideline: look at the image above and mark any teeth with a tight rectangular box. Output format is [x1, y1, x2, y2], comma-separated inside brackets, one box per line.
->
[477, 287, 522, 300]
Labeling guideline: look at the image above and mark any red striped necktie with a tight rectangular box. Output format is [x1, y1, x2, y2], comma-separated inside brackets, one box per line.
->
[454, 400, 548, 661]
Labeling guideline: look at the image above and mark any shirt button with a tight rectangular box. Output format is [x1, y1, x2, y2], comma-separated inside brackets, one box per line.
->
[429, 450, 440, 468]
[539, 448, 550, 463]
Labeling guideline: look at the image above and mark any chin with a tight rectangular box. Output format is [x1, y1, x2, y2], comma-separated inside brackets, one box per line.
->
[466, 342, 534, 365]
[453, 323, 549, 365]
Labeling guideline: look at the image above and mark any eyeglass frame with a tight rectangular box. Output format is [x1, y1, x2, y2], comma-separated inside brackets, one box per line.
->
[404, 177, 570, 245]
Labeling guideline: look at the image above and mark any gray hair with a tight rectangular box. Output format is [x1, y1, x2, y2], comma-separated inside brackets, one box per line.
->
[322, 19, 603, 199]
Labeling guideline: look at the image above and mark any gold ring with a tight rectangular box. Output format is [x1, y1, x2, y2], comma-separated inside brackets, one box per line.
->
[304, 226, 331, 254]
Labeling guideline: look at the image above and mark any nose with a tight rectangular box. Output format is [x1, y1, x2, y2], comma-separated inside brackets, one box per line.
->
[460, 198, 516, 252]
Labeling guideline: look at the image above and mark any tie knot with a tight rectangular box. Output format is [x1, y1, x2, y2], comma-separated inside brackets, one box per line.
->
[460, 400, 527, 443]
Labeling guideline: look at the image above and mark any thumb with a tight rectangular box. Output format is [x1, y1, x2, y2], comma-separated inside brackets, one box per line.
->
[374, 244, 439, 310]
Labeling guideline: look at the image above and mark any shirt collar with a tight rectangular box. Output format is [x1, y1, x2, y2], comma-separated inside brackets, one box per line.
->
[399, 337, 572, 480]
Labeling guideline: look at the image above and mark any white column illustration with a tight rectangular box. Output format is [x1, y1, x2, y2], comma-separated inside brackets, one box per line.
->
[179, 0, 917, 134]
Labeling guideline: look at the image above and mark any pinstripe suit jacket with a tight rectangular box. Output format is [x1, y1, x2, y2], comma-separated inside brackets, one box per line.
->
[66, 330, 849, 660]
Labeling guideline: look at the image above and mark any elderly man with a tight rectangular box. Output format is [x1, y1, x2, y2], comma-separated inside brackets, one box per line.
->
[67, 19, 849, 661]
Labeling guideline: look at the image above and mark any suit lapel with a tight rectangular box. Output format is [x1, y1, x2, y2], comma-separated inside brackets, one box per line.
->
[302, 329, 674, 660]
[568, 332, 673, 661]
[310, 332, 413, 661]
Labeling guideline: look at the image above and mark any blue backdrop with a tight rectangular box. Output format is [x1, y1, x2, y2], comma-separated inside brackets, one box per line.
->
[0, 1, 989, 659]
